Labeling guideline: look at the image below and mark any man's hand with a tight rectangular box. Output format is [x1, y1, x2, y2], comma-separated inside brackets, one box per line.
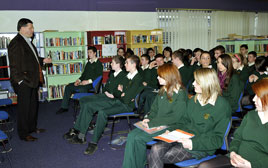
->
[43, 58, 52, 64]
[105, 91, 114, 98]
[149, 61, 157, 69]
[142, 119, 150, 128]
[118, 84, 123, 92]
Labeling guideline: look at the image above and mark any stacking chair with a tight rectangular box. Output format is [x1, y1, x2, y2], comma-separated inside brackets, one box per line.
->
[0, 130, 12, 168]
[108, 94, 140, 145]
[72, 76, 102, 119]
[0, 111, 13, 133]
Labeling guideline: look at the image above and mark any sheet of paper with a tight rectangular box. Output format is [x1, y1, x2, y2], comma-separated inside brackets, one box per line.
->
[102, 44, 117, 57]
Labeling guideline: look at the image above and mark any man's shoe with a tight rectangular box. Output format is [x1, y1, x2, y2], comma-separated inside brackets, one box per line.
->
[34, 128, 46, 134]
[22, 135, 38, 142]
[63, 128, 79, 141]
[69, 135, 86, 145]
[84, 143, 98, 155]
[56, 108, 68, 114]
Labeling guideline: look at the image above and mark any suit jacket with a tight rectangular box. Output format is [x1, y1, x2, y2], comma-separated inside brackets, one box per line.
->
[8, 33, 44, 89]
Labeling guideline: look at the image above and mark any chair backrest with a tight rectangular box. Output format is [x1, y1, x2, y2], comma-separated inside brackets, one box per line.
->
[236, 92, 244, 113]
[221, 120, 232, 151]
[134, 93, 140, 109]
[92, 76, 102, 94]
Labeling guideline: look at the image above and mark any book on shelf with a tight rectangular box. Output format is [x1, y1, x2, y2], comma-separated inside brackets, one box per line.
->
[134, 121, 168, 134]
[254, 44, 268, 52]
[102, 62, 111, 71]
[93, 35, 116, 45]
[47, 62, 83, 75]
[133, 48, 147, 57]
[115, 35, 126, 44]
[0, 36, 12, 49]
[45, 37, 84, 47]
[225, 45, 235, 53]
[48, 50, 84, 61]
[97, 50, 102, 58]
[153, 129, 195, 143]
[48, 84, 67, 99]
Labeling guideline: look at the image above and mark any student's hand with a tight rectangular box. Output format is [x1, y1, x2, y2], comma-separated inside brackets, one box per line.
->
[142, 119, 150, 128]
[121, 93, 125, 97]
[249, 75, 254, 83]
[164, 130, 170, 134]
[252, 75, 258, 82]
[149, 61, 157, 69]
[105, 91, 114, 98]
[80, 80, 89, 85]
[43, 58, 52, 64]
[118, 84, 123, 92]
[177, 138, 193, 150]
[230, 152, 251, 168]
[74, 79, 80, 86]
[190, 57, 196, 65]
[143, 82, 147, 86]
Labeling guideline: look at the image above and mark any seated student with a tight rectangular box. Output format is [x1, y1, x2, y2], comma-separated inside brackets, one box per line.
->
[142, 54, 165, 114]
[190, 48, 203, 68]
[212, 45, 225, 69]
[188, 51, 213, 94]
[217, 54, 243, 112]
[122, 63, 188, 168]
[231, 53, 250, 85]
[198, 78, 268, 168]
[148, 68, 232, 168]
[117, 47, 125, 57]
[56, 46, 103, 114]
[68, 55, 142, 156]
[163, 46, 172, 63]
[172, 50, 192, 87]
[185, 49, 193, 66]
[147, 48, 156, 61]
[243, 56, 268, 106]
[125, 48, 134, 58]
[63, 56, 126, 142]
[247, 51, 257, 73]
[240, 44, 248, 61]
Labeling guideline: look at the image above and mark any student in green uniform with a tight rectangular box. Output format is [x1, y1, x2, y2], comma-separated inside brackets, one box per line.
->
[122, 63, 188, 168]
[198, 78, 268, 168]
[148, 68, 231, 168]
[240, 44, 248, 61]
[190, 48, 203, 69]
[81, 55, 142, 155]
[172, 50, 192, 87]
[231, 53, 250, 85]
[147, 48, 156, 61]
[141, 54, 165, 115]
[63, 55, 126, 143]
[56, 46, 103, 114]
[163, 46, 172, 63]
[212, 45, 225, 70]
[242, 56, 268, 106]
[217, 54, 243, 112]
[247, 51, 257, 73]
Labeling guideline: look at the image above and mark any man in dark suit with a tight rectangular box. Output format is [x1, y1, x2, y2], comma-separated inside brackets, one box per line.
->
[8, 18, 52, 141]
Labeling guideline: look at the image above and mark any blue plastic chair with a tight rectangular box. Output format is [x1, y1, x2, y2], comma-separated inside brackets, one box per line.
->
[0, 130, 12, 167]
[109, 94, 140, 145]
[174, 121, 232, 167]
[0, 111, 13, 133]
[232, 92, 244, 121]
[72, 76, 102, 118]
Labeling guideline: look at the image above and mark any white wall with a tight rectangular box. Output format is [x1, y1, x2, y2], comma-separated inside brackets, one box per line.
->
[0, 10, 158, 32]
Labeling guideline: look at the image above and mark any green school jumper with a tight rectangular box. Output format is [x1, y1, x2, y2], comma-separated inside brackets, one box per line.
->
[175, 96, 232, 159]
[61, 59, 103, 109]
[74, 70, 126, 135]
[178, 65, 192, 88]
[89, 72, 143, 143]
[246, 71, 268, 95]
[222, 73, 243, 112]
[230, 110, 268, 168]
[236, 66, 250, 86]
[122, 89, 188, 168]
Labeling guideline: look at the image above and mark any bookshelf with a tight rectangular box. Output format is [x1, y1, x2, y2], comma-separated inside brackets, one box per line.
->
[87, 30, 127, 83]
[0, 32, 46, 102]
[126, 29, 163, 57]
[44, 31, 87, 101]
[217, 39, 268, 56]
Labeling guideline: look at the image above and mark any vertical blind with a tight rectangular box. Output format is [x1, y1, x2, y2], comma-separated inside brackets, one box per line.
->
[157, 9, 268, 51]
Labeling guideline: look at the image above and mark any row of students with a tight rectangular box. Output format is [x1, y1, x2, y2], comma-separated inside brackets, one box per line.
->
[63, 55, 143, 155]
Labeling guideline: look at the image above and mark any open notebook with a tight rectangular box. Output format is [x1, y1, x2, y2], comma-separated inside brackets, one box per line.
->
[134, 121, 168, 134]
[153, 129, 194, 143]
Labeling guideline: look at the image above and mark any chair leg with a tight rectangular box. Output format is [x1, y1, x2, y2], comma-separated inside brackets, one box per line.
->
[109, 117, 116, 145]
[1, 141, 12, 168]
[127, 116, 132, 131]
